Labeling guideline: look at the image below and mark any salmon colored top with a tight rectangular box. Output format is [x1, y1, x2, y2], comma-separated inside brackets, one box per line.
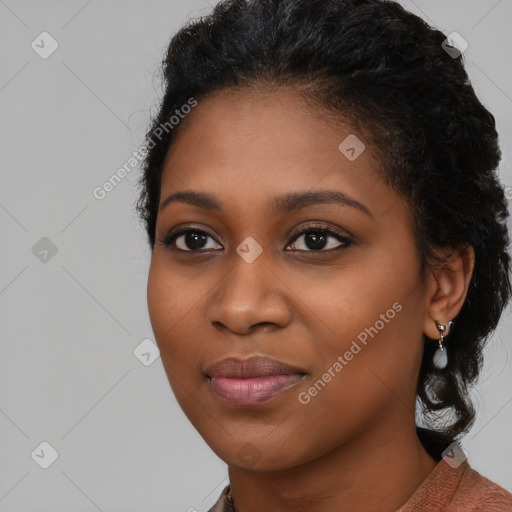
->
[207, 434, 512, 512]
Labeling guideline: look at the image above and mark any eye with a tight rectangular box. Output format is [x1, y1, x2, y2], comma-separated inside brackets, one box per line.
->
[158, 228, 223, 252]
[157, 223, 352, 253]
[286, 224, 352, 252]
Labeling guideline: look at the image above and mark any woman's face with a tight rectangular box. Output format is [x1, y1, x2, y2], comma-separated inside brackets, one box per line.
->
[147, 89, 432, 471]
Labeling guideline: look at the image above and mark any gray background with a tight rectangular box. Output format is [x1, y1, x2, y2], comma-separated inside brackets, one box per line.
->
[1, 1, 511, 510]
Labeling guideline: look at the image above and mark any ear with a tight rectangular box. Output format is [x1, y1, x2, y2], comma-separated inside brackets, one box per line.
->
[423, 244, 475, 340]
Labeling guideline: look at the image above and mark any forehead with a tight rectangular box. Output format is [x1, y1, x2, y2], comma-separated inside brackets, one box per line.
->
[161, 88, 383, 195]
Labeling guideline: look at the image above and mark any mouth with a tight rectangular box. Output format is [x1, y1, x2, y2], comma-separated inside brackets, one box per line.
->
[205, 355, 307, 406]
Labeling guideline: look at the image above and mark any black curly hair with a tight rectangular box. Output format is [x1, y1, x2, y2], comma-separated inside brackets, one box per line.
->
[137, 0, 511, 444]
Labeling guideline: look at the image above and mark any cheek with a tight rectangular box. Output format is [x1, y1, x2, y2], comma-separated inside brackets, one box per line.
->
[147, 255, 201, 366]
[147, 260, 174, 347]
[147, 259, 208, 415]
[287, 253, 416, 346]
[288, 252, 425, 408]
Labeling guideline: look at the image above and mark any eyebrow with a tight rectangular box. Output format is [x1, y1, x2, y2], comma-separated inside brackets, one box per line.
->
[159, 189, 372, 217]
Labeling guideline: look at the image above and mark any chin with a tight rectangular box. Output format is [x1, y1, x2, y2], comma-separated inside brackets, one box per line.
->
[202, 433, 309, 473]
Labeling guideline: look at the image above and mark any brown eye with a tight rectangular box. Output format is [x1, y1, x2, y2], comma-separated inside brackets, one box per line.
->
[287, 226, 352, 252]
[160, 229, 223, 252]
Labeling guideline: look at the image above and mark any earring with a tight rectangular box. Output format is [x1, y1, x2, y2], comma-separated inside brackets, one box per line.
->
[435, 321, 446, 350]
[433, 320, 453, 370]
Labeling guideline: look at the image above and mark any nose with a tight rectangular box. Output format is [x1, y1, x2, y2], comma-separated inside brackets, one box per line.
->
[207, 251, 293, 336]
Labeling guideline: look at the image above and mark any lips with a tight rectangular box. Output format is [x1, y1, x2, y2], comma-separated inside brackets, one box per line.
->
[205, 356, 306, 405]
[206, 356, 305, 378]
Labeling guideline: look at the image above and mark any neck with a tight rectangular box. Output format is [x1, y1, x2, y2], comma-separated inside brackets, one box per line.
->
[227, 419, 438, 512]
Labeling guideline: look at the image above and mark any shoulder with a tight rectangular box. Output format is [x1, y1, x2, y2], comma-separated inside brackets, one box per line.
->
[412, 430, 512, 511]
[206, 461, 512, 512]
[450, 464, 512, 511]
[399, 455, 512, 511]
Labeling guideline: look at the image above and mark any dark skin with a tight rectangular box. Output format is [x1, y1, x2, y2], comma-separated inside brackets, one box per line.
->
[147, 88, 475, 512]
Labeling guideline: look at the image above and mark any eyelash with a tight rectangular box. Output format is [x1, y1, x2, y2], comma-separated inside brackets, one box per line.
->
[157, 223, 353, 254]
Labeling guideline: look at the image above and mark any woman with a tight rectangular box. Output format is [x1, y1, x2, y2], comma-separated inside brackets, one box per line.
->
[137, 0, 512, 510]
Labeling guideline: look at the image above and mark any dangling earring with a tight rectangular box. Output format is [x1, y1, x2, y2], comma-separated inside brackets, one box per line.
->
[433, 320, 454, 370]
